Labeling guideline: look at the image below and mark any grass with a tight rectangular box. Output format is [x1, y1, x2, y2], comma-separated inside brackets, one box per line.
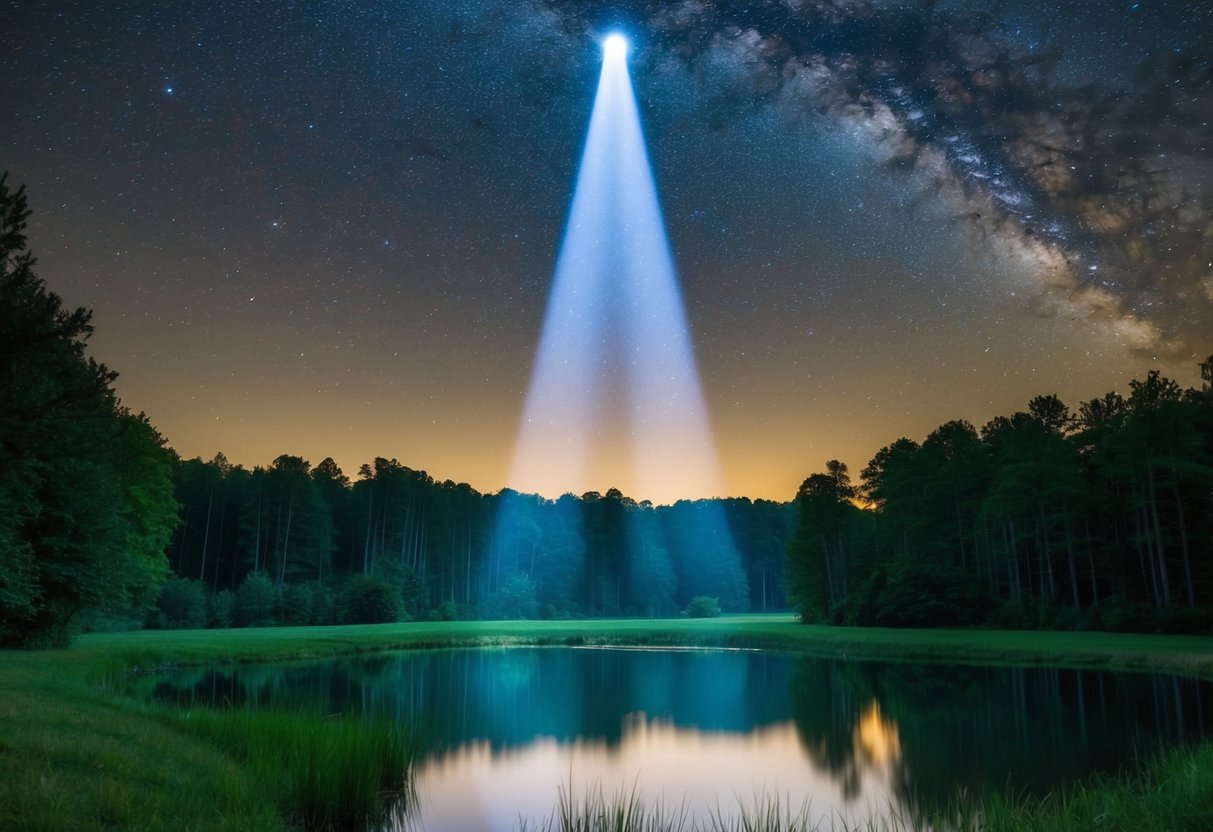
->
[0, 649, 281, 832]
[66, 615, 1213, 681]
[520, 740, 1213, 831]
[2, 614, 1212, 830]
[521, 782, 691, 832]
[171, 707, 414, 830]
[980, 740, 1213, 831]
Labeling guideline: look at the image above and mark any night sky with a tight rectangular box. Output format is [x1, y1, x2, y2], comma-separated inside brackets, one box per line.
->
[3, 0, 1210, 503]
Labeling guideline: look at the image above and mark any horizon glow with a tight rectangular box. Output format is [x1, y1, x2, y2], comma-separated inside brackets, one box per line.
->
[506, 32, 727, 505]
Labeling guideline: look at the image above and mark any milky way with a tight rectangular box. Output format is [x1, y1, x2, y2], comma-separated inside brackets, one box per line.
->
[539, 0, 1213, 352]
[2, 0, 1209, 500]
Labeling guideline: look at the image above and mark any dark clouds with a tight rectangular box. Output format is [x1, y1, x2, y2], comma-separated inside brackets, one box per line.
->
[538, 0, 1213, 354]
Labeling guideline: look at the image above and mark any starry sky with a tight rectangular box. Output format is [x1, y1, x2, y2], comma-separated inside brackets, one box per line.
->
[3, 0, 1211, 503]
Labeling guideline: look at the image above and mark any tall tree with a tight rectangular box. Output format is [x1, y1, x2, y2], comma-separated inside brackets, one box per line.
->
[0, 176, 177, 645]
[786, 461, 859, 621]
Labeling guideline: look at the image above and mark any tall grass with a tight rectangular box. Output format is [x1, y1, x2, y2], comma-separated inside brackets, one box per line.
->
[521, 782, 690, 832]
[6, 619, 1213, 830]
[516, 742, 1213, 832]
[520, 789, 934, 832]
[170, 707, 416, 831]
[980, 741, 1213, 831]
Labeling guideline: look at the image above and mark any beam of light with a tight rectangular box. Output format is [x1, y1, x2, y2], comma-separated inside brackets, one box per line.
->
[603, 32, 629, 62]
[507, 32, 727, 505]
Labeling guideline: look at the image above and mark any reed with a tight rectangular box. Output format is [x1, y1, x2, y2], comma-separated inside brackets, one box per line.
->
[516, 747, 1213, 832]
[979, 741, 1213, 831]
[4, 618, 1212, 830]
[521, 782, 690, 832]
[170, 706, 416, 831]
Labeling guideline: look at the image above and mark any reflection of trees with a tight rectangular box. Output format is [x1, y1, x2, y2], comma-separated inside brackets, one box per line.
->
[787, 656, 1213, 809]
[154, 648, 1212, 810]
[152, 648, 797, 754]
[787, 659, 874, 799]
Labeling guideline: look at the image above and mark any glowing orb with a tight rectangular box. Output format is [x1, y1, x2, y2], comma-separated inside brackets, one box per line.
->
[603, 33, 629, 62]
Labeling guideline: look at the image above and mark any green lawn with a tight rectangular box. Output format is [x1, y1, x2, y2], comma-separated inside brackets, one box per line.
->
[3, 616, 1212, 831]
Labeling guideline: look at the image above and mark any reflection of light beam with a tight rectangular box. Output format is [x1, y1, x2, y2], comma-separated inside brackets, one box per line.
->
[507, 32, 726, 505]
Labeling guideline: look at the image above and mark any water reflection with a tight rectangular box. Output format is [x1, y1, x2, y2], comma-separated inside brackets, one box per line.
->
[408, 718, 892, 832]
[787, 658, 1210, 809]
[150, 648, 1212, 829]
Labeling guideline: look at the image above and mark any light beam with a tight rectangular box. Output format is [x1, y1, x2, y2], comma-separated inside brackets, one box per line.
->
[603, 33, 629, 62]
[508, 34, 727, 505]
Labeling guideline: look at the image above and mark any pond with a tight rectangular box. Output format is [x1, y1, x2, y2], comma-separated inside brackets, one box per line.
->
[151, 647, 1212, 830]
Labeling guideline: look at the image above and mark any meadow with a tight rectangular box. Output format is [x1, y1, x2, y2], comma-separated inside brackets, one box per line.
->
[3, 616, 1212, 831]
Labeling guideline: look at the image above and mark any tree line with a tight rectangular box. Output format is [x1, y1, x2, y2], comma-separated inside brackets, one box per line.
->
[0, 174, 793, 644]
[160, 453, 793, 629]
[786, 363, 1213, 632]
[1, 176, 178, 646]
[6, 171, 1211, 646]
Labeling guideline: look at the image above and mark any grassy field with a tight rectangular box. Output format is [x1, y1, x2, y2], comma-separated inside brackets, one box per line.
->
[2, 615, 1212, 831]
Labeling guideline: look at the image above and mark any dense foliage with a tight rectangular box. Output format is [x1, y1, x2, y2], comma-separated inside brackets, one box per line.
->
[160, 456, 793, 625]
[0, 177, 177, 646]
[7, 174, 1211, 640]
[787, 370, 1213, 632]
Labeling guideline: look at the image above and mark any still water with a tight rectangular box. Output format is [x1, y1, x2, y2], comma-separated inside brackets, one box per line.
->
[152, 647, 1212, 829]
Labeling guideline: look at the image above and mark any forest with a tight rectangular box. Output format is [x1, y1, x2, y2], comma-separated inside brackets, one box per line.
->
[3, 173, 1211, 647]
[786, 367, 1213, 633]
[158, 455, 792, 629]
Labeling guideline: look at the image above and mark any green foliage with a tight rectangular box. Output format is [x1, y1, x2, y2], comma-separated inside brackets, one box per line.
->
[786, 462, 860, 623]
[867, 560, 987, 628]
[172, 707, 414, 831]
[661, 500, 750, 612]
[979, 742, 1213, 832]
[5, 622, 1213, 832]
[432, 601, 461, 621]
[151, 577, 208, 629]
[0, 177, 177, 647]
[789, 359, 1213, 633]
[162, 449, 791, 627]
[524, 781, 688, 832]
[338, 575, 401, 624]
[235, 572, 278, 627]
[276, 581, 336, 626]
[281, 582, 316, 625]
[483, 573, 540, 620]
[686, 596, 722, 618]
[209, 589, 236, 628]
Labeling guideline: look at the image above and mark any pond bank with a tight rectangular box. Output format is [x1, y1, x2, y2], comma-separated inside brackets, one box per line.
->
[3, 616, 1212, 831]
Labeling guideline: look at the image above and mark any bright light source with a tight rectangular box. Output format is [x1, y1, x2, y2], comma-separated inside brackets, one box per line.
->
[494, 18, 743, 601]
[509, 24, 726, 505]
[603, 33, 629, 62]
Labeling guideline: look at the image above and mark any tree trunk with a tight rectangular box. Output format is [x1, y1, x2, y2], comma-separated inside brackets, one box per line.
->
[1036, 507, 1056, 599]
[820, 534, 834, 610]
[253, 490, 262, 573]
[1063, 509, 1080, 608]
[954, 495, 966, 570]
[1145, 465, 1172, 607]
[199, 488, 212, 583]
[1166, 468, 1196, 608]
[1134, 492, 1161, 606]
[278, 490, 295, 587]
[212, 496, 226, 591]
[362, 491, 373, 575]
[1084, 516, 1098, 605]
[1004, 520, 1020, 602]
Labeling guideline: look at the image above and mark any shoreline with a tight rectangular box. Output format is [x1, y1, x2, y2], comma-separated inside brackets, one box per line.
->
[5, 616, 1213, 831]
